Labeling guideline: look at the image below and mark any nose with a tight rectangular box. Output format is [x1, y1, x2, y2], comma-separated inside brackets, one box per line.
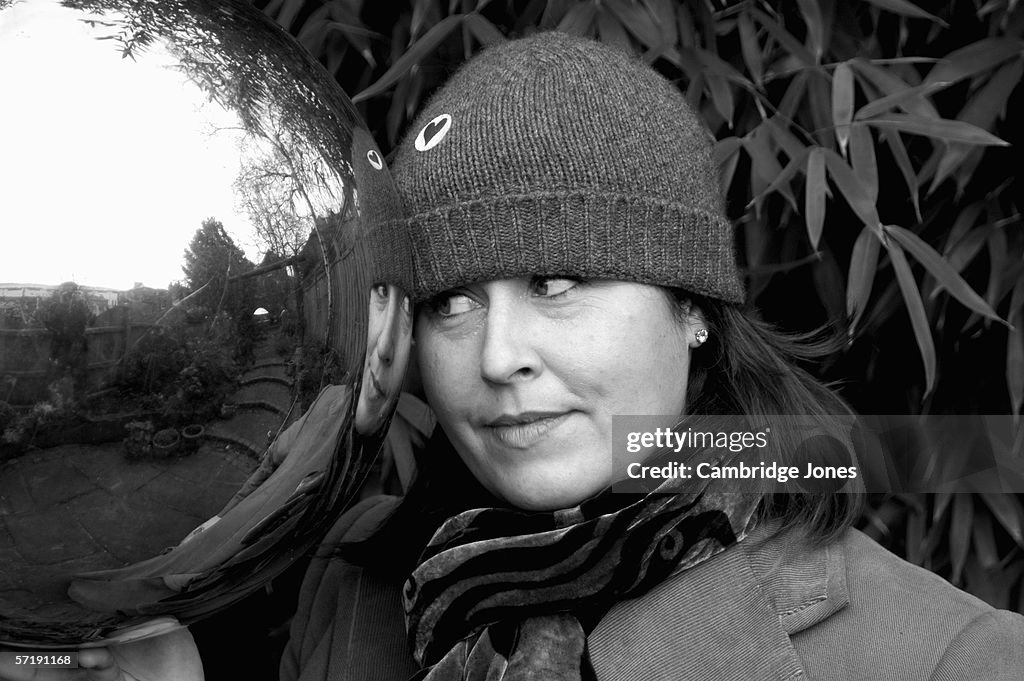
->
[374, 303, 397, 367]
[479, 297, 541, 384]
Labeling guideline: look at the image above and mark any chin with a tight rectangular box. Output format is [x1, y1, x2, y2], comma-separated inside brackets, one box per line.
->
[499, 482, 603, 512]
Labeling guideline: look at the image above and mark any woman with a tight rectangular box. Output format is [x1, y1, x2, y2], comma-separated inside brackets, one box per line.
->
[6, 30, 1021, 681]
[282, 31, 1024, 681]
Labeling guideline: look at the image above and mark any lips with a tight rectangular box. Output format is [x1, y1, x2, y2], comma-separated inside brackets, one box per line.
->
[364, 371, 384, 401]
[484, 411, 572, 449]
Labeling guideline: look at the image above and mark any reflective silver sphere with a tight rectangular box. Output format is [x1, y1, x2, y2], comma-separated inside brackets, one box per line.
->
[0, 0, 410, 646]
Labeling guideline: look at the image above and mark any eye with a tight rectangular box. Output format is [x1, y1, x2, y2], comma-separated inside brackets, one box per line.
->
[371, 283, 389, 300]
[427, 290, 479, 317]
[530, 276, 582, 298]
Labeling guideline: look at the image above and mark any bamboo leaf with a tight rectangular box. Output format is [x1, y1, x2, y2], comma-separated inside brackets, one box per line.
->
[697, 48, 751, 87]
[854, 81, 950, 120]
[744, 124, 783, 185]
[539, 0, 575, 30]
[556, 0, 597, 35]
[924, 37, 1024, 87]
[353, 15, 464, 103]
[751, 146, 810, 210]
[824, 149, 881, 230]
[796, 0, 825, 61]
[744, 124, 797, 209]
[712, 137, 743, 167]
[765, 117, 805, 161]
[985, 228, 1009, 313]
[778, 70, 809, 120]
[750, 7, 815, 67]
[605, 0, 665, 54]
[738, 11, 763, 85]
[1008, 278, 1024, 419]
[943, 226, 990, 276]
[943, 202, 984, 256]
[832, 61, 854, 154]
[980, 493, 1024, 547]
[596, 8, 631, 50]
[642, 0, 677, 41]
[881, 129, 921, 220]
[906, 505, 926, 564]
[864, 113, 1010, 146]
[851, 59, 940, 119]
[886, 239, 937, 394]
[933, 491, 953, 525]
[720, 146, 741, 197]
[675, 1, 696, 48]
[807, 72, 834, 148]
[848, 123, 878, 205]
[973, 505, 1000, 570]
[886, 225, 1004, 324]
[847, 226, 880, 330]
[931, 59, 1024, 189]
[950, 493, 973, 584]
[805, 148, 826, 250]
[463, 13, 506, 46]
[705, 72, 735, 128]
[862, 0, 947, 25]
[273, 0, 306, 30]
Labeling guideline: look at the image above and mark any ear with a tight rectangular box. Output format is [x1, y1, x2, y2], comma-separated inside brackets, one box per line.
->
[683, 302, 707, 349]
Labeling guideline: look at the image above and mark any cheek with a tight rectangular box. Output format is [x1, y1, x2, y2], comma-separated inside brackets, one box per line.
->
[415, 332, 462, 416]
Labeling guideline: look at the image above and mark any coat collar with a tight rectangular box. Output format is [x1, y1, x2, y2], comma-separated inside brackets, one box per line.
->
[587, 524, 849, 680]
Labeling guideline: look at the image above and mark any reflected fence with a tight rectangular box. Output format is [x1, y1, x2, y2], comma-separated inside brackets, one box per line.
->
[0, 314, 157, 406]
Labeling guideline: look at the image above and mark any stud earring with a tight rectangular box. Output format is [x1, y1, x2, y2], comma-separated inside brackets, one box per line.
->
[694, 328, 709, 345]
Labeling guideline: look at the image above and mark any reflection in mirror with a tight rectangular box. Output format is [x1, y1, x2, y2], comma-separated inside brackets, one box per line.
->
[0, 0, 410, 647]
[356, 284, 412, 436]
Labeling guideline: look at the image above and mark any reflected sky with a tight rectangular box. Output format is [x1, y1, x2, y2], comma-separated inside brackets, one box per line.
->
[0, 0, 359, 291]
[0, 0, 252, 289]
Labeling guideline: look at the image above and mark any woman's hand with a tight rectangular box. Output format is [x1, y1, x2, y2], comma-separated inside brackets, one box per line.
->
[0, 628, 203, 681]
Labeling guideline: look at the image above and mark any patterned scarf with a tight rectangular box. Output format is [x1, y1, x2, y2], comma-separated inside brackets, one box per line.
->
[402, 446, 760, 680]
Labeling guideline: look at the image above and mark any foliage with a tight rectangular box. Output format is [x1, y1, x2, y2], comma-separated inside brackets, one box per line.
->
[117, 321, 240, 418]
[251, 0, 1024, 611]
[1, 379, 76, 450]
[182, 217, 257, 320]
[33, 282, 93, 395]
[0, 401, 16, 433]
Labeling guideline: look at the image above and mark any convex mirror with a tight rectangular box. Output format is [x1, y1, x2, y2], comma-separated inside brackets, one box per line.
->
[0, 0, 410, 647]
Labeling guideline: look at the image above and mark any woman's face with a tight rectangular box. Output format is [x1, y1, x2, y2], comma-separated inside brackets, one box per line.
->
[415, 277, 701, 510]
[355, 283, 412, 435]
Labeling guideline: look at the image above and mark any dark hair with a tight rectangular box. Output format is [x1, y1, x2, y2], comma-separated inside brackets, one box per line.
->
[671, 290, 864, 544]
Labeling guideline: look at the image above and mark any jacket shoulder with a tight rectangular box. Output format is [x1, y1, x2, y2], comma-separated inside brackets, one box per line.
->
[793, 528, 1024, 679]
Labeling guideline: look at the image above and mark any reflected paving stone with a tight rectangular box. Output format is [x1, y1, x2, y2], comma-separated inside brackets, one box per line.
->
[0, 441, 254, 624]
[234, 380, 293, 413]
[4, 503, 101, 567]
[7, 446, 101, 508]
[0, 461, 36, 516]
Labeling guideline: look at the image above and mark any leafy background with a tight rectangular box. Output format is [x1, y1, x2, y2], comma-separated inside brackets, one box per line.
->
[247, 0, 1024, 612]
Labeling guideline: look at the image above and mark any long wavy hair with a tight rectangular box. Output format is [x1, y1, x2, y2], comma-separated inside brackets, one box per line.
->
[337, 288, 863, 575]
[672, 291, 864, 544]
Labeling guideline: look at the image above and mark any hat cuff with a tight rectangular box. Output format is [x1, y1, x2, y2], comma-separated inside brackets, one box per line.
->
[407, 191, 746, 304]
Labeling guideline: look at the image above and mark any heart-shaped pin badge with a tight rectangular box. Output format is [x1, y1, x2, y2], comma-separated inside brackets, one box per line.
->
[414, 113, 452, 152]
[366, 149, 384, 170]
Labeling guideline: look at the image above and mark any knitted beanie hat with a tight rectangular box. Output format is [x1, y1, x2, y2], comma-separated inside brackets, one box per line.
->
[392, 31, 745, 304]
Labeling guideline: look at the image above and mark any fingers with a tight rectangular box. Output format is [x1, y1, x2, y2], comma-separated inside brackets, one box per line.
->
[77, 650, 122, 681]
[0, 649, 121, 681]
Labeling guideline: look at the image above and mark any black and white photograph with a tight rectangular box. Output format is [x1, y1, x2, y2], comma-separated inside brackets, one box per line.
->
[1, 1, 1023, 679]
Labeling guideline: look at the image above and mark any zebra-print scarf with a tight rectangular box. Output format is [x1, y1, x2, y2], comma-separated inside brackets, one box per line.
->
[403, 453, 760, 680]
